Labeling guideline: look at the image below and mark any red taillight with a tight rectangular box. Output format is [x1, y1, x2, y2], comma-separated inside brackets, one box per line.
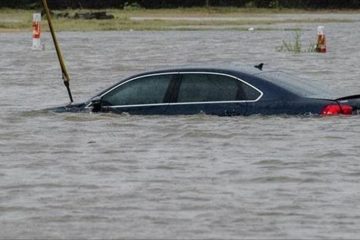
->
[340, 104, 353, 115]
[321, 104, 353, 115]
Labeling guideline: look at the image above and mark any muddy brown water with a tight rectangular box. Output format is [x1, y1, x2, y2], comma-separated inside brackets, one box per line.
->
[1, 17, 360, 239]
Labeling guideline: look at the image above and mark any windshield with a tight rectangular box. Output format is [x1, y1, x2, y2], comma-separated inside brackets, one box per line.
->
[256, 71, 338, 99]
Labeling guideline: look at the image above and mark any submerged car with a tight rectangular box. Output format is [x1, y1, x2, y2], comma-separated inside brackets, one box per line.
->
[51, 66, 360, 116]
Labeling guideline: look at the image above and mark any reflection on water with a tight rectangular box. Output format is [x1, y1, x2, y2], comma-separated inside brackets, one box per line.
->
[1, 17, 360, 239]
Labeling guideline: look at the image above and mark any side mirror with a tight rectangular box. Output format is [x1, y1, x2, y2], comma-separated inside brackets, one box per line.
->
[90, 96, 102, 112]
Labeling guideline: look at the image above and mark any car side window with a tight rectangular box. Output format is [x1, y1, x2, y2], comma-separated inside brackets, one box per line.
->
[177, 73, 260, 103]
[241, 81, 261, 100]
[102, 74, 173, 106]
[178, 74, 237, 102]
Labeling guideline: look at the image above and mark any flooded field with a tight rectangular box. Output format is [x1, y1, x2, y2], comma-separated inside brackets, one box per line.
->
[1, 16, 360, 239]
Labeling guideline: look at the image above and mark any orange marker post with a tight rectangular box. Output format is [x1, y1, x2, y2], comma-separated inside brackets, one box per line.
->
[32, 13, 42, 50]
[316, 26, 326, 53]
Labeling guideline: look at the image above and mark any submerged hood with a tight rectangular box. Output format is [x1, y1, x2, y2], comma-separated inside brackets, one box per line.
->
[46, 102, 88, 113]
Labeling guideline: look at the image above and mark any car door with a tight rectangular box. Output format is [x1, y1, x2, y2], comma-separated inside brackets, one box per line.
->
[166, 72, 255, 116]
[100, 73, 178, 115]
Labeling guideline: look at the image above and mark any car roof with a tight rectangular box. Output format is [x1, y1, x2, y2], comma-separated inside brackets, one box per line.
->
[91, 66, 263, 100]
[132, 65, 262, 77]
[93, 65, 336, 101]
[127, 66, 337, 99]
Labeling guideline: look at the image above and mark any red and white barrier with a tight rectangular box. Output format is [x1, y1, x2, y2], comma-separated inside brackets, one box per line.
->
[32, 13, 42, 50]
[316, 26, 326, 53]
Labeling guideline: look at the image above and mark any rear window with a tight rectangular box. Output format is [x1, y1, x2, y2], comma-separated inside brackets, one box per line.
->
[178, 74, 238, 102]
[177, 73, 261, 103]
[256, 71, 337, 99]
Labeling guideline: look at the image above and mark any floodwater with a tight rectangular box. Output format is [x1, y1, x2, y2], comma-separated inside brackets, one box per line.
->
[1, 15, 360, 239]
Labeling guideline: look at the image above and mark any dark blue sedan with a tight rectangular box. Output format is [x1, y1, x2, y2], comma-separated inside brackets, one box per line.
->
[51, 67, 360, 116]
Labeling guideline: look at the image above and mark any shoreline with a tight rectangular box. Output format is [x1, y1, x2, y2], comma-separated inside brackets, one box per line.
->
[1, 8, 359, 32]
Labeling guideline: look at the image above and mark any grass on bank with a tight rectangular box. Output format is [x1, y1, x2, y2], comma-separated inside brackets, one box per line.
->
[276, 31, 316, 53]
[0, 7, 357, 32]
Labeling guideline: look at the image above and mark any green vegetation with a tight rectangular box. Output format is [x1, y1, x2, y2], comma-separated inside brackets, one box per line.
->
[0, 8, 357, 32]
[276, 31, 316, 53]
[0, 9, 33, 31]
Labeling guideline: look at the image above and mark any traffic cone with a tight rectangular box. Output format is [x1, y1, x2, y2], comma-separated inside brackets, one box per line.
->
[315, 26, 326, 53]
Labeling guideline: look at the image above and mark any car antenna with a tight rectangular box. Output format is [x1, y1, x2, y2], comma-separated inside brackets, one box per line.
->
[254, 63, 264, 71]
[41, 0, 74, 103]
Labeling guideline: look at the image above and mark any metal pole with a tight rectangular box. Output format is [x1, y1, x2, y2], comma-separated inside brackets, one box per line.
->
[41, 0, 74, 103]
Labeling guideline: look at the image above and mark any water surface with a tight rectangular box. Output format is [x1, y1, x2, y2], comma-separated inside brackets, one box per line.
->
[1, 18, 360, 239]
